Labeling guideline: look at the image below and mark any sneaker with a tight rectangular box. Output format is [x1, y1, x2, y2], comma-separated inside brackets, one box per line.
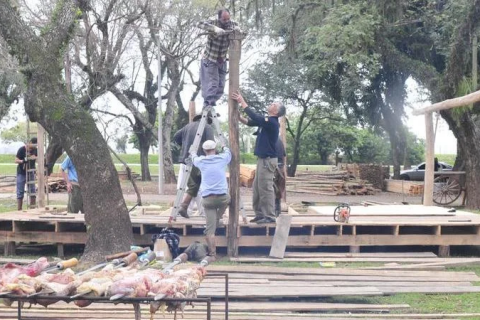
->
[249, 216, 263, 223]
[257, 217, 276, 224]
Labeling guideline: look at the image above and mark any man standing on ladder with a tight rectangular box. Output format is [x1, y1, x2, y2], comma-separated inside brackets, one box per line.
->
[197, 8, 242, 109]
[234, 91, 286, 224]
[173, 114, 215, 218]
[14, 137, 37, 210]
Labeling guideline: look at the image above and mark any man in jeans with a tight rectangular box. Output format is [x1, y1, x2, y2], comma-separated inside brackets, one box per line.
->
[197, 9, 242, 108]
[233, 91, 286, 224]
[61, 155, 83, 213]
[192, 140, 231, 262]
[14, 137, 37, 210]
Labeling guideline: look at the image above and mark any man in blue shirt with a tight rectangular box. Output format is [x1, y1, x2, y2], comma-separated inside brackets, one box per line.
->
[233, 91, 286, 224]
[61, 155, 83, 213]
[192, 140, 231, 262]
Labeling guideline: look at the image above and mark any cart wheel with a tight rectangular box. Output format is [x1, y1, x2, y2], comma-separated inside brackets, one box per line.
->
[433, 176, 462, 205]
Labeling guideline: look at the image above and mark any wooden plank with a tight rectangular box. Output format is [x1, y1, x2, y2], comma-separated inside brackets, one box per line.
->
[283, 252, 438, 258]
[269, 214, 292, 258]
[229, 257, 480, 264]
[308, 205, 456, 216]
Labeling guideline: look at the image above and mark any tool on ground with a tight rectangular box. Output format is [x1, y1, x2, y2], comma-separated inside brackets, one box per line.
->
[169, 106, 228, 223]
[77, 252, 138, 276]
[41, 258, 78, 274]
[333, 203, 351, 223]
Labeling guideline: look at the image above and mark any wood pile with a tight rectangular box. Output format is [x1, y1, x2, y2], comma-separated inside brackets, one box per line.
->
[385, 179, 424, 195]
[358, 164, 389, 190]
[240, 165, 255, 187]
[47, 178, 67, 193]
[287, 170, 378, 196]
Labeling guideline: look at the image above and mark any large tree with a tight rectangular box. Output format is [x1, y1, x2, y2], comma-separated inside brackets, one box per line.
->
[0, 0, 133, 262]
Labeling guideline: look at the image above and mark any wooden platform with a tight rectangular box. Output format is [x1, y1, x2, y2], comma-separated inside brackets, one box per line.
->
[2, 205, 480, 256]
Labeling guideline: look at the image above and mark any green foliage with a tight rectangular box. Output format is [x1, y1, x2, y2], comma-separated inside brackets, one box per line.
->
[0, 122, 37, 143]
[240, 152, 256, 164]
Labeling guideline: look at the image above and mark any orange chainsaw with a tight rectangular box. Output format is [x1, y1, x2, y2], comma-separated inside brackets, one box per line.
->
[333, 203, 350, 223]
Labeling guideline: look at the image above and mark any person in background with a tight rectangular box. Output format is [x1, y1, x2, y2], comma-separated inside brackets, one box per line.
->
[61, 155, 83, 213]
[233, 90, 286, 224]
[15, 137, 37, 210]
[192, 140, 231, 262]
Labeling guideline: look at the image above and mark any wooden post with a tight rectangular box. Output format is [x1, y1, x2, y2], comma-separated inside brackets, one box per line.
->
[227, 30, 246, 257]
[37, 124, 46, 208]
[188, 101, 196, 123]
[423, 112, 435, 206]
[279, 116, 287, 202]
[473, 35, 478, 91]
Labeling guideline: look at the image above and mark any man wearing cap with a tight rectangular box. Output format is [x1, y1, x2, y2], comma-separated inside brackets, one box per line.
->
[197, 9, 243, 109]
[173, 114, 215, 218]
[232, 91, 286, 224]
[191, 140, 231, 262]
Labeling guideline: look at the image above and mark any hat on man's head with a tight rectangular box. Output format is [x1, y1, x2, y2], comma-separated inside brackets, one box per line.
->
[202, 140, 217, 150]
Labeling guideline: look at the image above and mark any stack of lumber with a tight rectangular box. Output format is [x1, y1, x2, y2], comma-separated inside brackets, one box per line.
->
[287, 170, 378, 195]
[47, 178, 67, 192]
[359, 164, 389, 190]
[240, 164, 255, 187]
[385, 179, 424, 195]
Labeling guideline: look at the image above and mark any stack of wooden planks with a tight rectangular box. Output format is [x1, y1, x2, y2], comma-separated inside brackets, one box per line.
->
[240, 164, 255, 187]
[287, 170, 378, 196]
[47, 178, 67, 192]
[385, 179, 424, 195]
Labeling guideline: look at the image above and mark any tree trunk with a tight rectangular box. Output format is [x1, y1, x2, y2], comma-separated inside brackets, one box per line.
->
[442, 110, 480, 209]
[0, 0, 133, 263]
[138, 134, 151, 181]
[162, 57, 181, 184]
[287, 139, 301, 177]
[45, 138, 63, 175]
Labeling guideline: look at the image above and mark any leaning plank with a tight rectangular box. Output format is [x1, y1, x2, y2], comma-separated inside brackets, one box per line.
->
[364, 258, 480, 269]
[381, 286, 480, 294]
[269, 214, 292, 258]
[308, 205, 456, 216]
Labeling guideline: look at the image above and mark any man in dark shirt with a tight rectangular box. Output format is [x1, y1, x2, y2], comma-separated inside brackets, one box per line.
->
[14, 137, 37, 210]
[173, 114, 215, 218]
[233, 91, 286, 224]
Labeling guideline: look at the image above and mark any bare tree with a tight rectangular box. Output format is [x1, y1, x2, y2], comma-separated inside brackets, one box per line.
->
[0, 0, 133, 263]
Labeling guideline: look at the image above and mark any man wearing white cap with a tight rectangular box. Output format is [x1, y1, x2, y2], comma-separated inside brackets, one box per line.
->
[191, 140, 231, 262]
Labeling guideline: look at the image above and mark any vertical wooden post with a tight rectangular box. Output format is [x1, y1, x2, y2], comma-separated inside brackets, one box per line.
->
[188, 101, 196, 123]
[37, 125, 45, 208]
[227, 30, 245, 257]
[279, 116, 287, 202]
[423, 112, 435, 206]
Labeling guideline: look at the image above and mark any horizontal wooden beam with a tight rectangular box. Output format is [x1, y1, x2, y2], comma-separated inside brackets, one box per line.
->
[412, 89, 480, 115]
[2, 232, 480, 247]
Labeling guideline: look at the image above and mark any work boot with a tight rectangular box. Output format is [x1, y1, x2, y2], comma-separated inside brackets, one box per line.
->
[205, 234, 217, 263]
[17, 198, 23, 211]
[177, 194, 192, 219]
[29, 196, 36, 208]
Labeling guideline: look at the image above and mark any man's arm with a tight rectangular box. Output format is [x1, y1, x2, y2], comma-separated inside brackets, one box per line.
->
[197, 17, 226, 35]
[233, 90, 272, 128]
[221, 147, 232, 164]
[15, 147, 24, 165]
